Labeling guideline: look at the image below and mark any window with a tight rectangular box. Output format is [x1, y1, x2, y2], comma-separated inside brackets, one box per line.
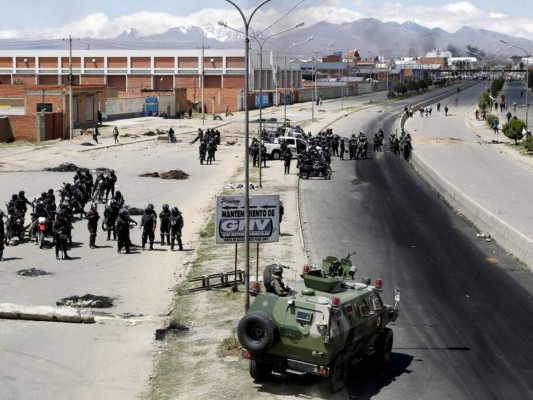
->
[357, 300, 370, 317]
[371, 295, 383, 311]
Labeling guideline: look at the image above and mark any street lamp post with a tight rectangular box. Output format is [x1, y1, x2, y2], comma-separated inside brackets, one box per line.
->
[252, 22, 304, 188]
[501, 39, 531, 129]
[283, 36, 313, 122]
[224, 0, 271, 311]
[219, 21, 304, 189]
[310, 44, 332, 122]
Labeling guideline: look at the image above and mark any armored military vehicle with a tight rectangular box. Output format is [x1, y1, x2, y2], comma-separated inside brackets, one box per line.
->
[237, 253, 400, 394]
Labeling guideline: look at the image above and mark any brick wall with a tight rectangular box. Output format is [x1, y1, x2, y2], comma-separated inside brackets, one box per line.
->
[7, 115, 37, 141]
[127, 75, 152, 92]
[82, 75, 105, 85]
[25, 93, 64, 115]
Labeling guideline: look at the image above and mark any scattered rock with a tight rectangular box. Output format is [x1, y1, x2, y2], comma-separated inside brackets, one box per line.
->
[143, 131, 157, 136]
[155, 322, 189, 341]
[44, 163, 79, 172]
[17, 268, 51, 277]
[81, 142, 95, 146]
[129, 207, 144, 215]
[140, 172, 160, 178]
[159, 170, 189, 180]
[56, 294, 114, 308]
[122, 133, 139, 139]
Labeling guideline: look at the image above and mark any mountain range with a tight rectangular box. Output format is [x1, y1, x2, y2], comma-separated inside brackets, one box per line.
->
[1, 18, 532, 59]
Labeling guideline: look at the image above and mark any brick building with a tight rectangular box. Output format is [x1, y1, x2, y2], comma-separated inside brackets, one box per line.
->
[0, 84, 105, 141]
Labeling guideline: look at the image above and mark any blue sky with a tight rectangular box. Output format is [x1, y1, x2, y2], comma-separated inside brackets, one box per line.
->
[1, 1, 532, 39]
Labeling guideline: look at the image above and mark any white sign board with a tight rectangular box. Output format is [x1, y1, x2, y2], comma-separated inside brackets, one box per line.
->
[215, 194, 280, 244]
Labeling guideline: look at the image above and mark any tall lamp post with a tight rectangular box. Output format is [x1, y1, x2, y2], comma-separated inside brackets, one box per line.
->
[501, 39, 531, 129]
[310, 44, 332, 122]
[224, 0, 271, 311]
[218, 21, 304, 189]
[283, 36, 314, 122]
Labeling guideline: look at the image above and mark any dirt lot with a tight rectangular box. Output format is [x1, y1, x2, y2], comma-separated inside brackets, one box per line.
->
[0, 112, 345, 400]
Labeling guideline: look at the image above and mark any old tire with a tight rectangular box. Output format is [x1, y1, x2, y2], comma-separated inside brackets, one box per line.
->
[271, 150, 281, 160]
[237, 311, 277, 354]
[38, 231, 44, 249]
[249, 360, 272, 382]
[374, 327, 393, 367]
[322, 353, 347, 394]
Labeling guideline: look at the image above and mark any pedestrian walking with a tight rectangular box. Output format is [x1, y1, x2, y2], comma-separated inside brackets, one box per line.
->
[444, 105, 449, 116]
[339, 138, 345, 160]
[188, 107, 193, 119]
[93, 125, 99, 144]
[428, 105, 432, 116]
[493, 119, 500, 134]
[437, 102, 441, 112]
[113, 126, 120, 143]
[506, 111, 512, 122]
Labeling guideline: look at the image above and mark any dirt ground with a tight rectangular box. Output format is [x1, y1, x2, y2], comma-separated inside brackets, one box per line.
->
[0, 113, 340, 400]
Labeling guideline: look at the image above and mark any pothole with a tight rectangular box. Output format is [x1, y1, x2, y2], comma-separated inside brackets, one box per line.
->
[155, 323, 190, 341]
[17, 268, 51, 277]
[56, 294, 114, 308]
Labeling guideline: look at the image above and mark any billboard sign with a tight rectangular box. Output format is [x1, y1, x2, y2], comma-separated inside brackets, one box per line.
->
[216, 195, 280, 244]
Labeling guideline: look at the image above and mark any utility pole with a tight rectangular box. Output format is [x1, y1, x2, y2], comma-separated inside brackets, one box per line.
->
[198, 44, 210, 125]
[63, 35, 75, 140]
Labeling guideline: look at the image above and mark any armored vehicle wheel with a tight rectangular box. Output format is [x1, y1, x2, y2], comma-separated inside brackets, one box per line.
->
[299, 170, 310, 180]
[249, 360, 272, 382]
[322, 353, 347, 394]
[237, 311, 277, 353]
[373, 327, 393, 367]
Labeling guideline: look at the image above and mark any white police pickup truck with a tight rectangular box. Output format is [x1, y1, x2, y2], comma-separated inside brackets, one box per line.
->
[264, 136, 309, 160]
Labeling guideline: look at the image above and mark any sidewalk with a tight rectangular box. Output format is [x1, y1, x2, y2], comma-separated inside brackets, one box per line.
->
[406, 85, 533, 271]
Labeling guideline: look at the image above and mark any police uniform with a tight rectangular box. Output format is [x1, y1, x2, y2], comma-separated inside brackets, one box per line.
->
[85, 205, 100, 248]
[169, 208, 184, 251]
[140, 209, 157, 250]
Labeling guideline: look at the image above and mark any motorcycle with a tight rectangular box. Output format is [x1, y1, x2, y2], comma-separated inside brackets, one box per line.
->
[298, 159, 332, 180]
[35, 216, 53, 249]
[5, 214, 25, 245]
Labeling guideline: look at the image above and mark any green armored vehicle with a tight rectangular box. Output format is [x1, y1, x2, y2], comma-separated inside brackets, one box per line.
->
[237, 253, 400, 394]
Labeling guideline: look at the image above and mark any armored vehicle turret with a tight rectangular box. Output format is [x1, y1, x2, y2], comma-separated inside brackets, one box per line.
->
[237, 253, 400, 394]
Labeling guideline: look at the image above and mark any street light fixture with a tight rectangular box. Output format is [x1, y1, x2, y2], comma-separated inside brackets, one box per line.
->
[310, 44, 333, 122]
[501, 39, 531, 129]
[223, 0, 271, 311]
[219, 20, 304, 188]
[283, 36, 314, 123]
[251, 22, 304, 188]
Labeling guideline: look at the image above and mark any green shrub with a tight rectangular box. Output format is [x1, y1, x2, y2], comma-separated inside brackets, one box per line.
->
[502, 118, 525, 144]
[485, 114, 499, 128]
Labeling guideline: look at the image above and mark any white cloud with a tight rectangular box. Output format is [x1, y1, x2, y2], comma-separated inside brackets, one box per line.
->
[2, 1, 533, 43]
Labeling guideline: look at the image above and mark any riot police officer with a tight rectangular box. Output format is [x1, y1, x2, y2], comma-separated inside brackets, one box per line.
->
[140, 204, 157, 250]
[85, 203, 100, 249]
[53, 209, 71, 260]
[104, 199, 120, 241]
[159, 204, 171, 246]
[169, 207, 184, 251]
[116, 209, 136, 254]
[0, 209, 5, 261]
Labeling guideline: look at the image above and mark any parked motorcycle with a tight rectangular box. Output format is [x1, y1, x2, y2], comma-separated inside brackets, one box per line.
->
[298, 160, 332, 180]
[5, 214, 25, 245]
[35, 216, 53, 249]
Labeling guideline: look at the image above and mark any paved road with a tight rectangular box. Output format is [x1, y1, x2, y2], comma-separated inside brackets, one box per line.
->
[298, 82, 533, 399]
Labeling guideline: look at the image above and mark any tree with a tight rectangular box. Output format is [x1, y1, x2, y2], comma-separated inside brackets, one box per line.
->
[502, 118, 525, 144]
